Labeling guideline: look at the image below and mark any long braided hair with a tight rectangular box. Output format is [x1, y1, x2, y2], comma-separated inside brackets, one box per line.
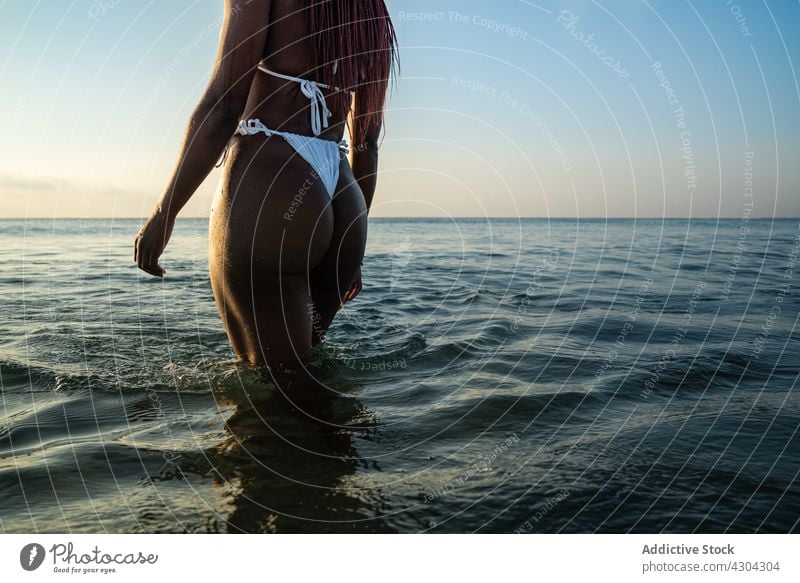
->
[307, 0, 398, 144]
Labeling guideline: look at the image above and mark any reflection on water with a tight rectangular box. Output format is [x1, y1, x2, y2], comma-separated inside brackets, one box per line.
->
[0, 357, 395, 533]
[190, 368, 394, 533]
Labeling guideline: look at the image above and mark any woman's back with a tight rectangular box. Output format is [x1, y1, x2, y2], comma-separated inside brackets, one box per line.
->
[243, 0, 348, 140]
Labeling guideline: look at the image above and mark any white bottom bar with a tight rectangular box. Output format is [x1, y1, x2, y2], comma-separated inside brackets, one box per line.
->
[1, 534, 797, 582]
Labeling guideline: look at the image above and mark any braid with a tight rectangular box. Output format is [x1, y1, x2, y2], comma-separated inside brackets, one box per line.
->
[307, 0, 398, 144]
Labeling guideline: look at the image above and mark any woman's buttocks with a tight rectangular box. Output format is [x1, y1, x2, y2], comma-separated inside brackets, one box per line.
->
[209, 136, 335, 274]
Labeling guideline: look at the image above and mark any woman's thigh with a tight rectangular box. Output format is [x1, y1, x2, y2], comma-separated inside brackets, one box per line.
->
[310, 162, 367, 292]
[307, 160, 368, 338]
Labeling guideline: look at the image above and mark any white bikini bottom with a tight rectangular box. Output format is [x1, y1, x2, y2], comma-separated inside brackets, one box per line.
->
[234, 119, 348, 199]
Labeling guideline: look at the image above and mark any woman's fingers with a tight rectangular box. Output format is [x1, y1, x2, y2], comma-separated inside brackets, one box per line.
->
[340, 287, 352, 306]
[143, 250, 165, 278]
[141, 256, 163, 277]
[152, 259, 165, 277]
[350, 277, 362, 300]
[135, 240, 165, 278]
[134, 215, 172, 278]
[341, 276, 362, 305]
[140, 260, 165, 278]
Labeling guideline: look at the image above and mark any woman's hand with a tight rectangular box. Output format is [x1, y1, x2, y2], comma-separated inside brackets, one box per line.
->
[340, 268, 362, 307]
[134, 209, 175, 278]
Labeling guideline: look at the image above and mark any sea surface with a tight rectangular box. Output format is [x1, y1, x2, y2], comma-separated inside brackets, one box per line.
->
[0, 217, 798, 533]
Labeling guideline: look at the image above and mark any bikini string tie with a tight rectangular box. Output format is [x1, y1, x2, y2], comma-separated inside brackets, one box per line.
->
[298, 79, 332, 137]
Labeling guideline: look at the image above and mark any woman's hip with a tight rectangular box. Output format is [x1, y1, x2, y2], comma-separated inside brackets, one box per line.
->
[209, 153, 337, 275]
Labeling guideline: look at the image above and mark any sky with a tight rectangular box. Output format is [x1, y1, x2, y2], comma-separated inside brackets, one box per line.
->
[0, 0, 798, 218]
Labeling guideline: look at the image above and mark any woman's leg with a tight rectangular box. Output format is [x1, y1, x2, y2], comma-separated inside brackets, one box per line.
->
[309, 161, 368, 343]
[211, 267, 314, 370]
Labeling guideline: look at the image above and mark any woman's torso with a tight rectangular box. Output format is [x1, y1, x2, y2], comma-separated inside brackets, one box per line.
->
[240, 0, 349, 142]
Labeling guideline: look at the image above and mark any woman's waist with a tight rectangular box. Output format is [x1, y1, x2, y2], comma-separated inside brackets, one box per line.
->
[236, 120, 347, 145]
[226, 128, 350, 171]
[239, 105, 347, 142]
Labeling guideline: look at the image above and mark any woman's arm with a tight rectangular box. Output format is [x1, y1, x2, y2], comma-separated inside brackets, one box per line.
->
[350, 122, 382, 215]
[341, 104, 383, 306]
[135, 0, 272, 277]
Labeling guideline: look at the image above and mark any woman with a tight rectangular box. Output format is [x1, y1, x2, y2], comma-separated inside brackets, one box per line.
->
[134, 0, 397, 371]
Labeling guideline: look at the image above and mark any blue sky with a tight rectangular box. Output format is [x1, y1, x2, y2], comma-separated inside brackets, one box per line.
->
[0, 0, 798, 218]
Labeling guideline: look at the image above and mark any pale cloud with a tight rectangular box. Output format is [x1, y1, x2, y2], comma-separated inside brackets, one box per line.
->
[0, 171, 219, 218]
[0, 172, 149, 218]
[0, 175, 59, 191]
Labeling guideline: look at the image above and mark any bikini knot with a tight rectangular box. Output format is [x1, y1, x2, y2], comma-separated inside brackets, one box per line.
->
[235, 119, 269, 136]
[299, 79, 332, 136]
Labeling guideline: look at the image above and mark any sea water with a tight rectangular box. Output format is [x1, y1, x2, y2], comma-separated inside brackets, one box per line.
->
[0, 217, 798, 532]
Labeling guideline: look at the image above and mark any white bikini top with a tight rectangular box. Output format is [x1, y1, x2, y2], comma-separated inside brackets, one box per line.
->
[258, 61, 349, 137]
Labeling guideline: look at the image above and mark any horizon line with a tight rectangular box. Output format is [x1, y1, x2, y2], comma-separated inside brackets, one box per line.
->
[0, 216, 798, 221]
